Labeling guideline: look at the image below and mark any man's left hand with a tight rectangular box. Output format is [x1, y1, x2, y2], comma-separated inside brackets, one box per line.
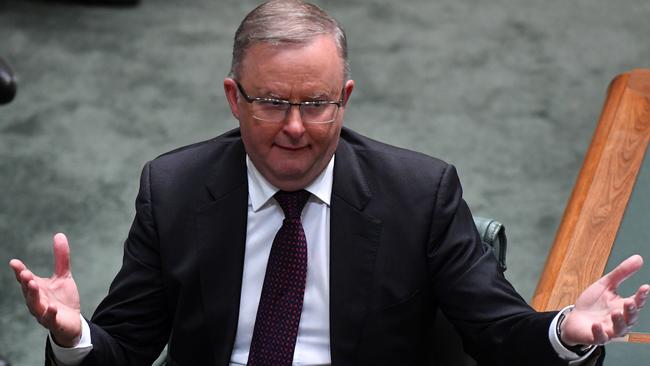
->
[560, 254, 650, 346]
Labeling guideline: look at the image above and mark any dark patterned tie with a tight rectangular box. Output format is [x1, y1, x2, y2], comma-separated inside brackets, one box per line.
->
[247, 190, 311, 366]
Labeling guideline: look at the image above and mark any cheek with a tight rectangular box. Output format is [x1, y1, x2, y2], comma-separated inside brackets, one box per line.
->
[307, 123, 340, 145]
[321, 123, 342, 153]
[241, 121, 280, 152]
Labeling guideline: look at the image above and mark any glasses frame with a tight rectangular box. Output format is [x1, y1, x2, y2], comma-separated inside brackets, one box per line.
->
[234, 80, 344, 124]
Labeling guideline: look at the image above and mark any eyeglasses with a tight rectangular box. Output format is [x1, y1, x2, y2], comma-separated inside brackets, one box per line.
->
[235, 81, 344, 124]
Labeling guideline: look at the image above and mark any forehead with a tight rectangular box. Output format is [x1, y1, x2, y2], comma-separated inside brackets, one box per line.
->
[238, 35, 345, 94]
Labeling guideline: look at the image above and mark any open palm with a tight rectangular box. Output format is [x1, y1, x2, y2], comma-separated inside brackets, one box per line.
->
[10, 233, 82, 347]
[561, 255, 649, 346]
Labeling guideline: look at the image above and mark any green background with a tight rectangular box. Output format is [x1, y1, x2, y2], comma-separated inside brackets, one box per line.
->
[1, 0, 649, 363]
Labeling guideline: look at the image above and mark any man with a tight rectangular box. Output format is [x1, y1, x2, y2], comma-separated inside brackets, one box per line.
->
[9, 1, 649, 365]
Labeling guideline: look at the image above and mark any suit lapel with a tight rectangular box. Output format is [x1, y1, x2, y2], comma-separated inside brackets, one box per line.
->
[192, 131, 382, 364]
[195, 138, 248, 365]
[330, 137, 382, 363]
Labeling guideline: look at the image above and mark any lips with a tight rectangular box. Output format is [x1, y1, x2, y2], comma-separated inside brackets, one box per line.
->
[274, 144, 308, 151]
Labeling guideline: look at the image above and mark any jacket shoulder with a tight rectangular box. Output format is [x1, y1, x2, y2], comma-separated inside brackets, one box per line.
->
[151, 128, 242, 170]
[339, 127, 450, 175]
[141, 128, 246, 201]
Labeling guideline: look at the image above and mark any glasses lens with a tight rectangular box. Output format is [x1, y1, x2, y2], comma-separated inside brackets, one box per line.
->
[252, 100, 288, 122]
[301, 104, 338, 123]
[251, 100, 339, 123]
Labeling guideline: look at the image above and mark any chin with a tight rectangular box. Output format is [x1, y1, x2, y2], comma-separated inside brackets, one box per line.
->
[274, 167, 310, 182]
[270, 165, 315, 188]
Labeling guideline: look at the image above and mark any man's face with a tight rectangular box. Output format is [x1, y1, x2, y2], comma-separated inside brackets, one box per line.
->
[224, 35, 354, 191]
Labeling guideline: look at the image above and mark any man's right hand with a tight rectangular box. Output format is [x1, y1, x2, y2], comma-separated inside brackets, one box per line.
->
[9, 233, 82, 347]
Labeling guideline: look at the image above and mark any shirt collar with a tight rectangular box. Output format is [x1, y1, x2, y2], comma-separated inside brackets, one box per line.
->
[246, 155, 334, 212]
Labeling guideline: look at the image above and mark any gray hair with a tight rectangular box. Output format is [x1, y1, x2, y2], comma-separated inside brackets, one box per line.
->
[230, 0, 349, 80]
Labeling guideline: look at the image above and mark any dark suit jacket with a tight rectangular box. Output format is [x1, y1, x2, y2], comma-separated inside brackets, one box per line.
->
[48, 128, 594, 365]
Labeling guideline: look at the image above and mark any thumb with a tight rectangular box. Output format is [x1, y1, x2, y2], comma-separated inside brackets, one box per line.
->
[600, 255, 643, 289]
[53, 233, 71, 277]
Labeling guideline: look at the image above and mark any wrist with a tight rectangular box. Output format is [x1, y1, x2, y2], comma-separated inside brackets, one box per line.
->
[50, 316, 82, 348]
[556, 307, 592, 356]
[51, 332, 81, 348]
[558, 310, 578, 346]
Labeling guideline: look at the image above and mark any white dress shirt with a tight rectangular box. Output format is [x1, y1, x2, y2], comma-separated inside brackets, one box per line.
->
[50, 154, 591, 365]
[50, 155, 335, 366]
[228, 155, 333, 365]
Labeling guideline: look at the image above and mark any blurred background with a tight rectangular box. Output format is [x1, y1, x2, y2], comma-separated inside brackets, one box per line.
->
[1, 0, 649, 363]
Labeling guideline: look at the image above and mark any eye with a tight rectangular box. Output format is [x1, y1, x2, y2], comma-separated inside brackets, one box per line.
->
[257, 99, 287, 109]
[304, 101, 329, 109]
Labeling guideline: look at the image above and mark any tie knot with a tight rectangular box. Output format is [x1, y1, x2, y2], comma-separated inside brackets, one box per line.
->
[274, 190, 310, 219]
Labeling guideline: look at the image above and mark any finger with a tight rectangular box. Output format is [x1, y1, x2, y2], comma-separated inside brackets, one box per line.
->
[600, 255, 644, 289]
[592, 323, 609, 344]
[53, 233, 71, 277]
[9, 259, 27, 282]
[635, 284, 649, 309]
[25, 279, 47, 318]
[624, 300, 639, 326]
[611, 310, 628, 338]
[19, 269, 35, 296]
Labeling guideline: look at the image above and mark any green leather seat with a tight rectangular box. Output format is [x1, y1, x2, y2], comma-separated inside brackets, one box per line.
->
[474, 216, 507, 272]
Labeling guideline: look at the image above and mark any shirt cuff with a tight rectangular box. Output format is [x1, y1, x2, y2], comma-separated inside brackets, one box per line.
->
[548, 305, 596, 363]
[48, 314, 93, 366]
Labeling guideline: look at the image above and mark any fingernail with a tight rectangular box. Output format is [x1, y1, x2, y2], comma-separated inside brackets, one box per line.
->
[628, 304, 636, 311]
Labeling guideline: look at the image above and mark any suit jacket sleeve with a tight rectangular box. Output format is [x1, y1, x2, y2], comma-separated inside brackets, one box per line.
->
[80, 161, 170, 365]
[426, 164, 602, 366]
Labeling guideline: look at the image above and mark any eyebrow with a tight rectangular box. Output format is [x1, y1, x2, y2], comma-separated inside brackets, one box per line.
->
[307, 92, 333, 100]
[246, 82, 338, 101]
[258, 90, 335, 101]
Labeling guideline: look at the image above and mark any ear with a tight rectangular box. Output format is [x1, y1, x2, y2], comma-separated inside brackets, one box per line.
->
[342, 79, 355, 107]
[224, 78, 241, 119]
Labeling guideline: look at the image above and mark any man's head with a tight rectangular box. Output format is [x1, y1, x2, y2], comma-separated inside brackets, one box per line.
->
[229, 0, 349, 81]
[224, 0, 354, 192]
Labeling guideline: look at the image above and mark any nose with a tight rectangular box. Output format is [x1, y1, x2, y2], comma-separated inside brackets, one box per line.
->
[282, 105, 306, 139]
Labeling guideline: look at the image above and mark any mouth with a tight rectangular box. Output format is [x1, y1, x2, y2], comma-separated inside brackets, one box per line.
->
[274, 144, 308, 151]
